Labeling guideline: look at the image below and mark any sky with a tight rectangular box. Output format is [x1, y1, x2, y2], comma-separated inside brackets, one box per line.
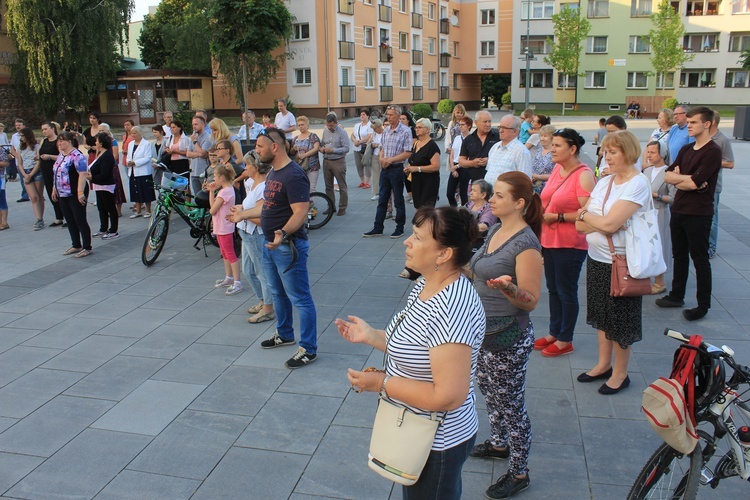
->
[133, 0, 161, 22]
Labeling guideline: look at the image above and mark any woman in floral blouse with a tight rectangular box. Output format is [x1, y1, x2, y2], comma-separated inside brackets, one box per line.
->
[52, 132, 92, 258]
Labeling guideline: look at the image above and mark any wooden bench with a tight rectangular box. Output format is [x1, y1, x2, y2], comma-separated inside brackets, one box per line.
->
[625, 96, 666, 119]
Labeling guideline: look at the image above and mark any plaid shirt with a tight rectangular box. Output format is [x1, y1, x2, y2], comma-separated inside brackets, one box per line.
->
[380, 122, 412, 162]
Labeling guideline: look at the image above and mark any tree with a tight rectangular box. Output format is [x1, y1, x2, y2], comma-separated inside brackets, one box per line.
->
[208, 0, 293, 109]
[739, 48, 750, 70]
[481, 74, 511, 108]
[649, 0, 694, 95]
[138, 0, 211, 71]
[544, 5, 591, 111]
[6, 0, 133, 116]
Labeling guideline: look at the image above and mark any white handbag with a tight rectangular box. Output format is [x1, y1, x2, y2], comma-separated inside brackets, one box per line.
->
[625, 196, 667, 279]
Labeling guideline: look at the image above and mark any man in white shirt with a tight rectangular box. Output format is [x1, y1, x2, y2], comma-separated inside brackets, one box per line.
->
[237, 109, 264, 142]
[274, 98, 296, 141]
[162, 112, 173, 139]
[484, 114, 532, 183]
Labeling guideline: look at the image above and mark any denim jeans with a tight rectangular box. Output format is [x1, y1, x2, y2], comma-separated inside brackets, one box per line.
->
[543, 247, 587, 343]
[403, 434, 476, 500]
[670, 212, 712, 310]
[374, 166, 406, 232]
[709, 191, 720, 252]
[262, 238, 317, 353]
[240, 229, 272, 305]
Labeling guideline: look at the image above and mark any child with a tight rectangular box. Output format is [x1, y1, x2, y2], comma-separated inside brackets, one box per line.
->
[594, 117, 607, 174]
[209, 164, 243, 296]
[519, 108, 534, 144]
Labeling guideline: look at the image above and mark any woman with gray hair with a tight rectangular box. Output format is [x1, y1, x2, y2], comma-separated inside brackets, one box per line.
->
[228, 151, 275, 324]
[404, 117, 441, 209]
[126, 126, 156, 218]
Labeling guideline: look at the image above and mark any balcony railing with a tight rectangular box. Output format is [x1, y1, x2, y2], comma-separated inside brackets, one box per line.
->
[339, 41, 355, 59]
[439, 86, 450, 100]
[379, 4, 392, 22]
[412, 86, 423, 101]
[338, 0, 354, 15]
[411, 12, 423, 28]
[439, 53, 450, 68]
[380, 85, 393, 102]
[412, 50, 423, 65]
[379, 46, 393, 62]
[439, 18, 450, 34]
[340, 85, 356, 104]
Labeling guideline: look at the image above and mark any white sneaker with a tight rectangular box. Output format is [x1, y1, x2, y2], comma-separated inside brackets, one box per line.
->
[225, 282, 244, 296]
[370, 195, 378, 201]
[214, 277, 233, 288]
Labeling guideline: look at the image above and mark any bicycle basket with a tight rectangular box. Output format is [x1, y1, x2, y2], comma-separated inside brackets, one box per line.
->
[161, 172, 189, 192]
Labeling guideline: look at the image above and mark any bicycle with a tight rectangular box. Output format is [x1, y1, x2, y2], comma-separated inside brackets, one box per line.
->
[628, 328, 750, 499]
[307, 191, 334, 230]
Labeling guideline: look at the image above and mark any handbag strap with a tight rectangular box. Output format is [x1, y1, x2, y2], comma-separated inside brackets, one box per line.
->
[542, 164, 586, 213]
[602, 176, 618, 256]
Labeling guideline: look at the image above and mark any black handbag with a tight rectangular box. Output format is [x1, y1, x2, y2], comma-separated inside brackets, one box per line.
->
[483, 316, 525, 350]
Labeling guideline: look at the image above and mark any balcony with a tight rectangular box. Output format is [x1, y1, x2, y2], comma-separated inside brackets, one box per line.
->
[412, 86, 423, 101]
[411, 12, 423, 29]
[440, 53, 450, 68]
[440, 86, 450, 100]
[379, 45, 393, 62]
[380, 85, 393, 102]
[440, 18, 450, 34]
[340, 85, 356, 104]
[339, 41, 355, 59]
[412, 50, 423, 65]
[337, 0, 354, 15]
[378, 4, 392, 22]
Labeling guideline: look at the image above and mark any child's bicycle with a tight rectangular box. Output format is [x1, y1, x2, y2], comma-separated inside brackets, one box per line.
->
[628, 329, 750, 499]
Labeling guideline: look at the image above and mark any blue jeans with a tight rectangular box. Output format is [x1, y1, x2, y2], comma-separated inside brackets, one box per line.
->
[403, 434, 476, 500]
[543, 247, 587, 343]
[262, 238, 317, 353]
[709, 191, 719, 252]
[240, 230, 272, 305]
[373, 166, 406, 232]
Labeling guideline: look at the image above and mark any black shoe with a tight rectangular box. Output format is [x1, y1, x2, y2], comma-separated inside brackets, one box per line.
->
[17, 198, 29, 203]
[470, 440, 509, 460]
[390, 229, 404, 239]
[260, 332, 296, 349]
[577, 367, 613, 383]
[655, 295, 685, 308]
[683, 307, 708, 321]
[598, 375, 630, 395]
[486, 471, 530, 499]
[363, 229, 383, 237]
[285, 347, 317, 369]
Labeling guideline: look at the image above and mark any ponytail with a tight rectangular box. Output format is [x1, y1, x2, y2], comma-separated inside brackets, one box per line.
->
[524, 193, 543, 240]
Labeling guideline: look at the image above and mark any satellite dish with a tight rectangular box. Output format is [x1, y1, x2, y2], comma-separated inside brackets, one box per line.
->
[450, 15, 459, 26]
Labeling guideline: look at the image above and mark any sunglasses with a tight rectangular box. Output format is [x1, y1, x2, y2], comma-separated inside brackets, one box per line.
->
[258, 127, 286, 143]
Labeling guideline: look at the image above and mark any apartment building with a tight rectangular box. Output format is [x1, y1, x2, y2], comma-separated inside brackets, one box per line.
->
[510, 0, 750, 111]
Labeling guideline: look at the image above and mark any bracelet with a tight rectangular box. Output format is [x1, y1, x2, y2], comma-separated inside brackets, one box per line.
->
[380, 375, 391, 398]
[578, 210, 588, 221]
[558, 212, 565, 223]
[418, 167, 422, 173]
[657, 194, 663, 201]
[78, 191, 85, 195]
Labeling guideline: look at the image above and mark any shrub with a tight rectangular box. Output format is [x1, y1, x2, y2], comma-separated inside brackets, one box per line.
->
[173, 108, 195, 134]
[501, 92, 512, 107]
[662, 97, 679, 110]
[272, 96, 298, 116]
[411, 103, 434, 119]
[436, 99, 455, 114]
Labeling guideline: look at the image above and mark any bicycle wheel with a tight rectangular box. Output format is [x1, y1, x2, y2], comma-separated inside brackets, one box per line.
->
[142, 214, 170, 266]
[307, 192, 334, 230]
[432, 122, 446, 141]
[628, 441, 702, 500]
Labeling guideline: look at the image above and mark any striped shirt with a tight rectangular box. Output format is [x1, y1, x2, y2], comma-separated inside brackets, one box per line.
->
[379, 122, 412, 162]
[384, 275, 485, 450]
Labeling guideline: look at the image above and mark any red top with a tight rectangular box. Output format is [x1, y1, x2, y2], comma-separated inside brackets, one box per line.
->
[121, 134, 134, 165]
[540, 163, 592, 250]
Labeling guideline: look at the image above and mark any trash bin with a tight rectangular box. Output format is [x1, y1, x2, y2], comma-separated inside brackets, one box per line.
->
[734, 106, 750, 140]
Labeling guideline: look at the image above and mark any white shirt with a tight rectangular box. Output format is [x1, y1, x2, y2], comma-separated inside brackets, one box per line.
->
[274, 111, 296, 140]
[127, 140, 155, 177]
[484, 138, 533, 183]
[451, 135, 465, 164]
[239, 178, 265, 234]
[162, 124, 172, 139]
[352, 122, 372, 148]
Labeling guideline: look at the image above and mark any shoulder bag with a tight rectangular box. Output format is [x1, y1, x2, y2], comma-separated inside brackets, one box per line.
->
[624, 194, 667, 279]
[361, 142, 374, 168]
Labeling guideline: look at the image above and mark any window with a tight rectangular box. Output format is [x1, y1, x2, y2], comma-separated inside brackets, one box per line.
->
[364, 26, 374, 47]
[453, 41, 460, 57]
[631, 0, 653, 17]
[733, 0, 750, 14]
[365, 68, 375, 88]
[380, 28, 390, 45]
[683, 33, 719, 52]
[522, 36, 552, 55]
[726, 69, 750, 88]
[655, 72, 675, 89]
[399, 70, 408, 88]
[481, 9, 496, 25]
[380, 70, 390, 87]
[586, 36, 608, 53]
[679, 70, 715, 88]
[627, 72, 648, 88]
[729, 33, 750, 52]
[412, 33, 420, 50]
[587, 0, 610, 17]
[560, 2, 578, 10]
[399, 0, 407, 13]
[292, 23, 310, 41]
[364, 0, 373, 4]
[557, 73, 577, 88]
[427, 2, 435, 20]
[412, 0, 421, 14]
[453, 73, 460, 89]
[428, 72, 436, 89]
[340, 22, 351, 42]
[585, 71, 606, 88]
[294, 68, 312, 85]
[341, 67, 352, 86]
[518, 70, 553, 88]
[427, 37, 436, 55]
[521, 1, 554, 20]
[629, 36, 650, 53]
[399, 31, 408, 51]
[481, 41, 495, 56]
[413, 70, 421, 86]
[687, 1, 720, 15]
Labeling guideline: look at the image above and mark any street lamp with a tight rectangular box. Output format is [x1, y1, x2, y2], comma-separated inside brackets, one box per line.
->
[520, 2, 536, 110]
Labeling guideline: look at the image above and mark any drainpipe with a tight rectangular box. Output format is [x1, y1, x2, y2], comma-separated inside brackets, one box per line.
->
[324, 0, 331, 112]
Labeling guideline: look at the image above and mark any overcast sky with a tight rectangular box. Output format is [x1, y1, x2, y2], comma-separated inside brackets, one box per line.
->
[133, 0, 161, 22]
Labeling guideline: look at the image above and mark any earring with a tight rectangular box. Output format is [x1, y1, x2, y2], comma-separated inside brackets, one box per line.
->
[435, 264, 439, 272]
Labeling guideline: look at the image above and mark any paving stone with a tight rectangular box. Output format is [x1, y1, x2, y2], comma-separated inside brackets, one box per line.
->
[189, 365, 287, 416]
[165, 299, 241, 327]
[118, 274, 187, 297]
[97, 307, 179, 339]
[75, 293, 152, 320]
[4, 302, 89, 331]
[56, 282, 130, 306]
[524, 442, 589, 499]
[21, 317, 111, 350]
[6, 429, 151, 499]
[527, 388, 582, 447]
[41, 335, 136, 373]
[91, 380, 205, 436]
[196, 314, 264, 347]
[277, 352, 369, 398]
[0, 368, 83, 419]
[0, 452, 44, 494]
[0, 346, 62, 388]
[64, 355, 168, 401]
[0, 327, 41, 355]
[331, 390, 379, 429]
[95, 470, 201, 500]
[122, 324, 209, 359]
[0, 395, 113, 457]
[152, 343, 245, 385]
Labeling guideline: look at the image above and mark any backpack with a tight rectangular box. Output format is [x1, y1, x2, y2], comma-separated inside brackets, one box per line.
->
[641, 334, 702, 454]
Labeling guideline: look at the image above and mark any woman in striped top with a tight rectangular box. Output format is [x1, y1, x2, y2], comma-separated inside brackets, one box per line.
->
[336, 206, 485, 500]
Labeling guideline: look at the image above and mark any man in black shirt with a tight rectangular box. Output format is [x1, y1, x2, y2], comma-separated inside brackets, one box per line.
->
[458, 110, 499, 182]
[656, 106, 722, 321]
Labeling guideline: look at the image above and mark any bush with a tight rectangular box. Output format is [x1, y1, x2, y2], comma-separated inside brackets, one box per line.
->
[411, 103, 433, 119]
[436, 99, 455, 114]
[272, 96, 298, 116]
[501, 92, 512, 107]
[662, 97, 679, 110]
[173, 108, 194, 134]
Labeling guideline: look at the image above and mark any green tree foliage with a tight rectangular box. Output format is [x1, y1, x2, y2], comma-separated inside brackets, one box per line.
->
[649, 1, 694, 84]
[6, 0, 133, 115]
[436, 99, 455, 114]
[138, 0, 211, 71]
[662, 97, 679, 110]
[739, 48, 750, 70]
[208, 0, 293, 108]
[411, 103, 433, 119]
[481, 74, 511, 108]
[544, 5, 591, 106]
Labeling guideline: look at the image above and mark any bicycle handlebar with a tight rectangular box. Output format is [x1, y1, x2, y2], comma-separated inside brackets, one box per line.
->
[665, 328, 750, 383]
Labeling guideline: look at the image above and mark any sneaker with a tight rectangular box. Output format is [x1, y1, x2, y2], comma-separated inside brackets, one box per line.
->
[214, 277, 233, 288]
[33, 220, 45, 231]
[655, 295, 685, 308]
[370, 195, 378, 201]
[486, 471, 530, 499]
[285, 347, 317, 369]
[470, 440, 509, 460]
[390, 229, 404, 239]
[92, 230, 105, 237]
[260, 331, 296, 349]
[683, 307, 708, 321]
[225, 282, 244, 296]
[363, 229, 383, 237]
[101, 232, 119, 240]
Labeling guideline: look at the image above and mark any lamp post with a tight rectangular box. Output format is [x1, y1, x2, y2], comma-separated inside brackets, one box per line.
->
[520, 2, 536, 110]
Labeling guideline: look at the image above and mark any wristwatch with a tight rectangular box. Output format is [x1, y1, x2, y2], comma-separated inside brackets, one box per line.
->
[380, 375, 391, 398]
[280, 229, 290, 242]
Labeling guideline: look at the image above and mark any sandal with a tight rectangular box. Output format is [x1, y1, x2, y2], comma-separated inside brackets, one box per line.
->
[247, 311, 276, 324]
[399, 268, 421, 281]
[651, 283, 667, 295]
[129, 213, 142, 219]
[75, 249, 93, 258]
[248, 302, 264, 315]
[63, 247, 82, 255]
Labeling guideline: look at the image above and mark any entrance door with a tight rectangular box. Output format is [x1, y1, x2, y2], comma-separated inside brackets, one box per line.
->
[136, 82, 156, 124]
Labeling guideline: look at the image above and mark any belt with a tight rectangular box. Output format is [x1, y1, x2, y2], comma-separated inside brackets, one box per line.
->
[388, 163, 404, 169]
[325, 157, 345, 161]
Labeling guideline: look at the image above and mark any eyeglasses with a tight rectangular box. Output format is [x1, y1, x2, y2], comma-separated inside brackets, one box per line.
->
[673, 112, 686, 116]
[498, 126, 515, 131]
[216, 147, 229, 151]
